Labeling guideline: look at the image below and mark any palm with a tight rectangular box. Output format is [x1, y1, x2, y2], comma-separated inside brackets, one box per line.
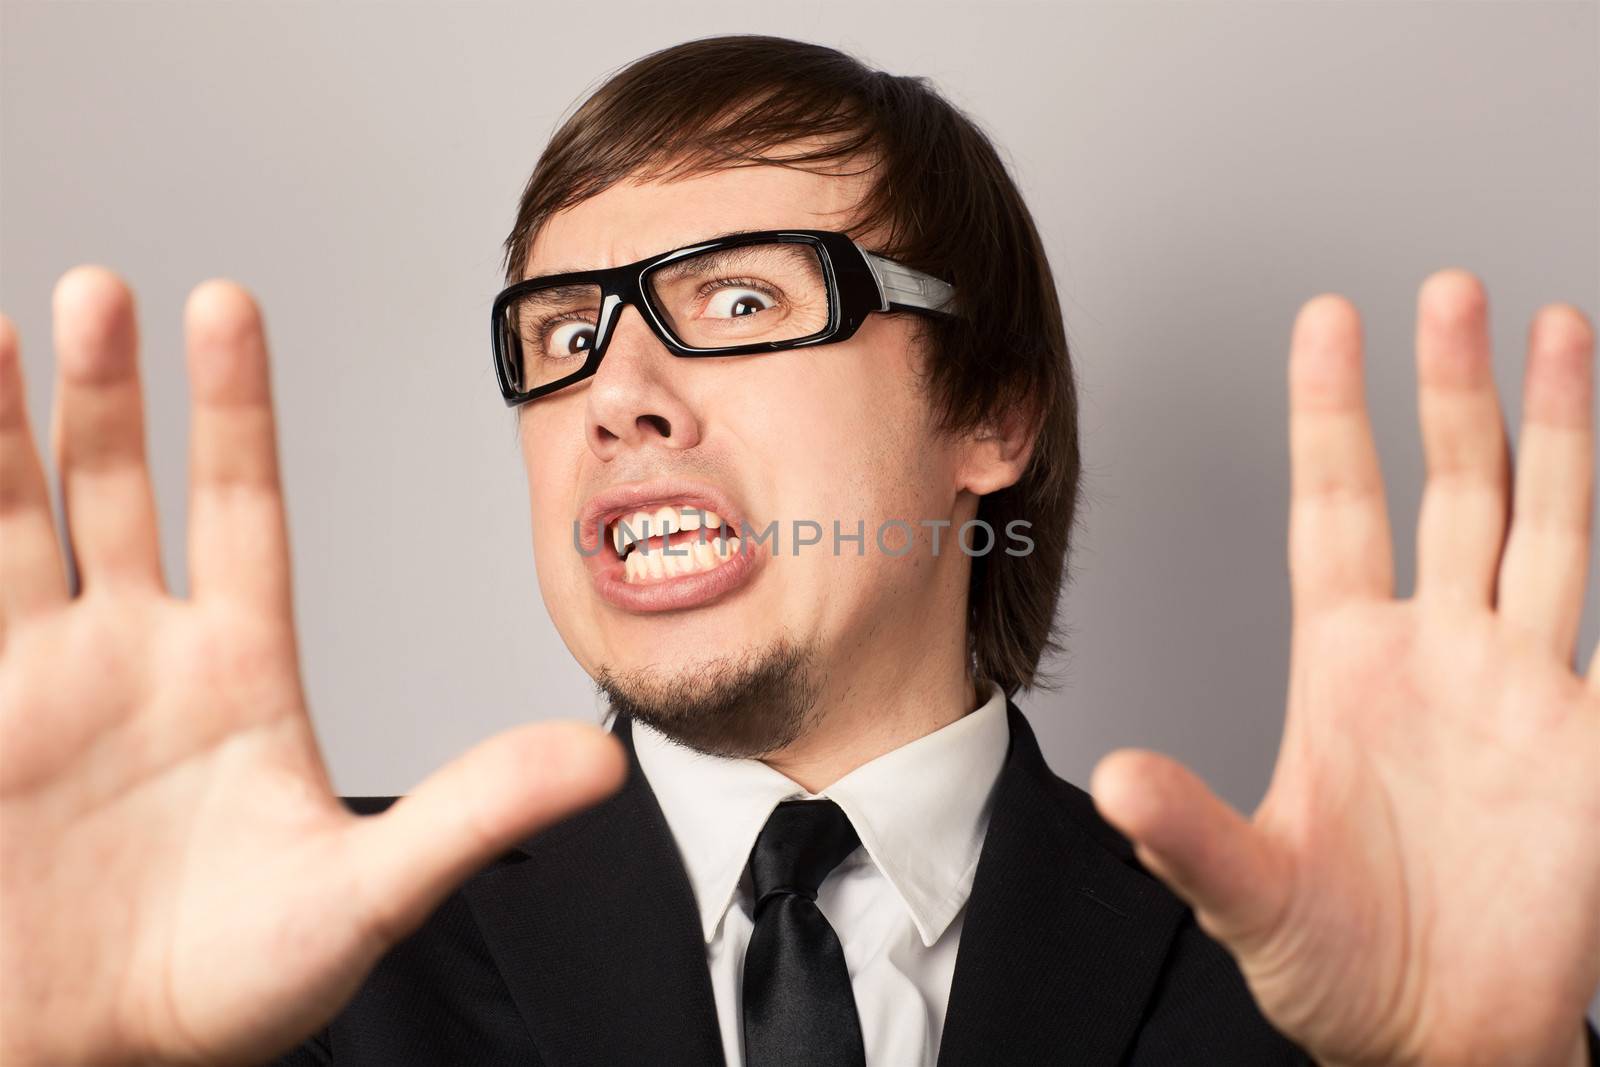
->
[1252, 598, 1599, 1063]
[0, 270, 624, 1066]
[1093, 270, 1600, 1067]
[3, 596, 353, 1063]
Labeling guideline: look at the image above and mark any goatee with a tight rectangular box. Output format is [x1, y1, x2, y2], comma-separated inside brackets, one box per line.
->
[595, 636, 821, 758]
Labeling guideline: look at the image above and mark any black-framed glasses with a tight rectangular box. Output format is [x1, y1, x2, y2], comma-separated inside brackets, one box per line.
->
[490, 228, 957, 406]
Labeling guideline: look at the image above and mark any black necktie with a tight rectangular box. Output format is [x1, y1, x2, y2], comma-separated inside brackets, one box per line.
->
[741, 799, 867, 1067]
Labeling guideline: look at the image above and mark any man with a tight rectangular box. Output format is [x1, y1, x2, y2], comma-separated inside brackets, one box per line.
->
[0, 32, 1596, 1067]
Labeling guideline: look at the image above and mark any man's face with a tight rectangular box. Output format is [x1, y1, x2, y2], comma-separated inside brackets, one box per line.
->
[517, 161, 979, 756]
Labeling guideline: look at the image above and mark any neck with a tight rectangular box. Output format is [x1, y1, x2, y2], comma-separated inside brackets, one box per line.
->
[759, 626, 983, 793]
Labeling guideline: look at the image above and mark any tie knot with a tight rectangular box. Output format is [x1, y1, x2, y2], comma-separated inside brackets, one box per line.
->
[748, 799, 860, 905]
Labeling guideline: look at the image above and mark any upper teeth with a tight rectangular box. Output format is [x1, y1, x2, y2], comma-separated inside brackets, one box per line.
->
[611, 506, 724, 556]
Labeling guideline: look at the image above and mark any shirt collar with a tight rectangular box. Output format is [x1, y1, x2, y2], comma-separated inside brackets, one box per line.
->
[630, 679, 1011, 948]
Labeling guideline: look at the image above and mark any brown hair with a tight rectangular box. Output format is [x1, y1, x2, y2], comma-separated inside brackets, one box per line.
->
[502, 35, 1081, 696]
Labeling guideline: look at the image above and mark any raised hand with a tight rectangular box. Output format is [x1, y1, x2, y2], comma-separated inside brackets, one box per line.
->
[1092, 270, 1600, 1067]
[0, 268, 626, 1066]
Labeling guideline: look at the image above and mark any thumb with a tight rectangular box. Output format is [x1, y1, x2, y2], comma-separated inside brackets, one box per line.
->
[341, 720, 627, 946]
[1090, 748, 1288, 951]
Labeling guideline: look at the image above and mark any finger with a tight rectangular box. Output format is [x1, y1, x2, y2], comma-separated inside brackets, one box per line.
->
[0, 314, 70, 632]
[342, 721, 627, 948]
[50, 266, 164, 593]
[1287, 294, 1394, 619]
[184, 281, 293, 617]
[1497, 304, 1594, 663]
[1413, 269, 1511, 609]
[1091, 749, 1289, 952]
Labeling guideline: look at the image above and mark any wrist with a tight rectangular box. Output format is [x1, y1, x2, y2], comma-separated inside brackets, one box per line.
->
[1566, 1021, 1592, 1067]
[1314, 1024, 1592, 1067]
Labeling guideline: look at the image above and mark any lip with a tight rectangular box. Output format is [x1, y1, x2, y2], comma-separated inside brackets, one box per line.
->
[577, 478, 765, 614]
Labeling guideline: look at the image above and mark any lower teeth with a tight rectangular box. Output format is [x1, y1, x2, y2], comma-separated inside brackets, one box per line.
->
[623, 536, 742, 583]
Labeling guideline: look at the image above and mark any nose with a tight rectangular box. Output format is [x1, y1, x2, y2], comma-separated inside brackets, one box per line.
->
[584, 303, 702, 460]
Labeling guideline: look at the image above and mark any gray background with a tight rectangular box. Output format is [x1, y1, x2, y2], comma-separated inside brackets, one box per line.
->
[3, 0, 1599, 1022]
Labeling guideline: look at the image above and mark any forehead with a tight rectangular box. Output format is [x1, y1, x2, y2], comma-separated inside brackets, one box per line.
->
[523, 161, 877, 279]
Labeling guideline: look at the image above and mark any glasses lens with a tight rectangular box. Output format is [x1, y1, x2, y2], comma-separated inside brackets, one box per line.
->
[502, 283, 605, 392]
[644, 241, 831, 350]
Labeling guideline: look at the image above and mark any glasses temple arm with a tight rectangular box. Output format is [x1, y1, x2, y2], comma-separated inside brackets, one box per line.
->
[860, 250, 957, 314]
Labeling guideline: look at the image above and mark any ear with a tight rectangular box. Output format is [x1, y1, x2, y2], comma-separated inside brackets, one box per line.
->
[957, 405, 1037, 496]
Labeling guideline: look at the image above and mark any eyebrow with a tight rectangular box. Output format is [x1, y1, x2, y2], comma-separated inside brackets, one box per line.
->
[517, 283, 600, 306]
[525, 227, 780, 280]
[647, 241, 816, 286]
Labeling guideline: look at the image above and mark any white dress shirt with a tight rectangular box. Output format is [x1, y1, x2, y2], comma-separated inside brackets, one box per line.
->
[630, 679, 1011, 1067]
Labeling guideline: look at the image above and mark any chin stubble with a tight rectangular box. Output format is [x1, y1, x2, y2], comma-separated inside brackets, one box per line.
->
[594, 636, 822, 759]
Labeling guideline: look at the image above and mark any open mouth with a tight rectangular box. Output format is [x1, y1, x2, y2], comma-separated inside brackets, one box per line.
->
[579, 481, 764, 614]
[607, 505, 745, 585]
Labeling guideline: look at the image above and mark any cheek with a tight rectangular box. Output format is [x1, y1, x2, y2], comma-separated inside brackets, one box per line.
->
[757, 339, 920, 465]
[747, 342, 951, 546]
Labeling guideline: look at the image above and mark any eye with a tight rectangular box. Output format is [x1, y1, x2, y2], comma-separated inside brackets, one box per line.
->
[547, 321, 595, 358]
[704, 286, 775, 319]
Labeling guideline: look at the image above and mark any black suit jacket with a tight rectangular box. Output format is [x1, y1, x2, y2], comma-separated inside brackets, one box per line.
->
[270, 702, 1600, 1066]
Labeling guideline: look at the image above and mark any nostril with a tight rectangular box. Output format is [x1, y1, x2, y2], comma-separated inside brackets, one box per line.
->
[637, 413, 671, 438]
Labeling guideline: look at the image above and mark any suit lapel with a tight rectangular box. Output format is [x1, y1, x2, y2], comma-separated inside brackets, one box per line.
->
[459, 702, 1183, 1066]
[937, 702, 1188, 1066]
[461, 714, 725, 1067]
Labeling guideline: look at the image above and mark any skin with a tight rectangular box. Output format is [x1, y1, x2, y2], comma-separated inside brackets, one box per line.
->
[0, 166, 1594, 1064]
[517, 161, 1028, 788]
[1093, 276, 1600, 1067]
[0, 275, 625, 1066]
